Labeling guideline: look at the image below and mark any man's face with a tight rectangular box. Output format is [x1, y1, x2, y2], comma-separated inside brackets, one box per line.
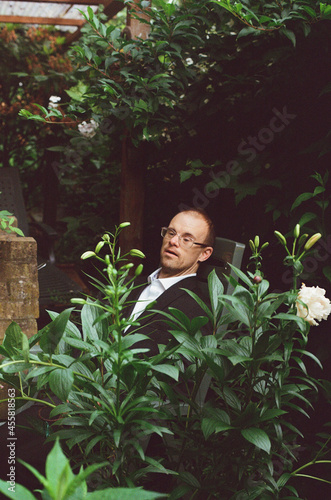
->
[159, 212, 213, 278]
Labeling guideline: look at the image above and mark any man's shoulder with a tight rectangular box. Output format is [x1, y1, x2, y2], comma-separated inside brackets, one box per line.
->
[175, 275, 208, 297]
[165, 276, 210, 311]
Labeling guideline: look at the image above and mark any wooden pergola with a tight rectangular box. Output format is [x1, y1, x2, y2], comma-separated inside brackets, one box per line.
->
[0, 1, 126, 42]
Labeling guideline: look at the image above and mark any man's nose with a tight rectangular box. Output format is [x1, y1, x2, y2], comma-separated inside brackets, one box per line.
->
[169, 234, 180, 246]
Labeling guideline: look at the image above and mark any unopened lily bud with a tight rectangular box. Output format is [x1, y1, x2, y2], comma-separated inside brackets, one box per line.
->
[254, 235, 260, 249]
[274, 231, 287, 246]
[253, 275, 262, 284]
[95, 241, 105, 254]
[293, 224, 300, 239]
[121, 263, 134, 270]
[249, 240, 255, 252]
[71, 298, 86, 305]
[119, 221, 131, 228]
[130, 249, 146, 259]
[260, 242, 269, 251]
[135, 263, 144, 276]
[81, 251, 95, 260]
[105, 255, 111, 265]
[304, 233, 322, 251]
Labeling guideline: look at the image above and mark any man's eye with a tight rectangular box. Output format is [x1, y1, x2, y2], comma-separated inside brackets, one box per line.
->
[168, 229, 176, 236]
[183, 237, 192, 243]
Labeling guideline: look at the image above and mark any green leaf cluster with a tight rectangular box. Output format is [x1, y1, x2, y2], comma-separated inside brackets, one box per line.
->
[0, 210, 24, 236]
[0, 224, 180, 487]
[139, 231, 329, 498]
[0, 438, 165, 499]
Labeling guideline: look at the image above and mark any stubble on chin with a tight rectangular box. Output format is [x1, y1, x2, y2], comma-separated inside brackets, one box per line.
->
[160, 255, 182, 277]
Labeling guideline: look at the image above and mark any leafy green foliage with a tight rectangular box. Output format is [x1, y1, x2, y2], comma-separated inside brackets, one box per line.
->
[0, 23, 120, 261]
[211, 0, 328, 46]
[0, 210, 24, 236]
[4, 0, 329, 268]
[0, 224, 180, 487]
[62, 0, 328, 147]
[0, 220, 330, 496]
[0, 25, 74, 187]
[291, 171, 329, 235]
[289, 171, 330, 285]
[0, 438, 165, 499]
[57, 0, 330, 256]
[144, 227, 330, 498]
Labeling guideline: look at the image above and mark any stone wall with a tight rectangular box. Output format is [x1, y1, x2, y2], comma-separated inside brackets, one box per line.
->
[0, 233, 39, 341]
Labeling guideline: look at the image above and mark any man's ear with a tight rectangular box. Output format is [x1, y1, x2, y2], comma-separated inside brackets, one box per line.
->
[198, 246, 213, 263]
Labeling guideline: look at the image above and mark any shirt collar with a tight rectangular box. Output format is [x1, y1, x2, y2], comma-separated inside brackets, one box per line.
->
[148, 268, 196, 291]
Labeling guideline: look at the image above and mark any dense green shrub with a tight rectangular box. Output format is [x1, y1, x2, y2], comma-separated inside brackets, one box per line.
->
[0, 223, 330, 498]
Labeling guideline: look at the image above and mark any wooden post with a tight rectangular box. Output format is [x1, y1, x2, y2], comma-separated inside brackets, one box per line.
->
[119, 1, 151, 255]
[127, 0, 151, 40]
[120, 133, 146, 253]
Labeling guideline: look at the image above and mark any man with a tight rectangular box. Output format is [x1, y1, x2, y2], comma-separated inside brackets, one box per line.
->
[125, 208, 214, 355]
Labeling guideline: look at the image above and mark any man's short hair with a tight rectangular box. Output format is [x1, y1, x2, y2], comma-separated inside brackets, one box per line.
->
[179, 207, 215, 247]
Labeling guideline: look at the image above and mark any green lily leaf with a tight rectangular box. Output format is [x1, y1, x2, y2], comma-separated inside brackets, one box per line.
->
[49, 368, 74, 400]
[39, 308, 74, 354]
[241, 427, 271, 454]
[151, 364, 179, 381]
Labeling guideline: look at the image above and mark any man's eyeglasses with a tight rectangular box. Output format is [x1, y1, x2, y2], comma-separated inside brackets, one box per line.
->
[161, 227, 208, 249]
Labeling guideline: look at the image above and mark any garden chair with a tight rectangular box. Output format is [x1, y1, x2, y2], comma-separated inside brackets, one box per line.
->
[0, 167, 83, 309]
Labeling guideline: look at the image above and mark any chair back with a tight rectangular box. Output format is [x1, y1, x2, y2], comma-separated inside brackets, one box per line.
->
[198, 236, 246, 296]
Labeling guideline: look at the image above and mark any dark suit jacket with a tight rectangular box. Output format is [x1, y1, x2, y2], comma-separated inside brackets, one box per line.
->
[124, 275, 210, 356]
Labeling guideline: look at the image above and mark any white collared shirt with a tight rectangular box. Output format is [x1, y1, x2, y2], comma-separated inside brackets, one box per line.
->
[129, 268, 196, 322]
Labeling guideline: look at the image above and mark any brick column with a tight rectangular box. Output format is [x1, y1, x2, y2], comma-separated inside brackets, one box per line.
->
[0, 225, 39, 418]
[0, 232, 39, 342]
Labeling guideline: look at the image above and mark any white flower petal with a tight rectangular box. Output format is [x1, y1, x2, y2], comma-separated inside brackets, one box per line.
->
[296, 284, 331, 326]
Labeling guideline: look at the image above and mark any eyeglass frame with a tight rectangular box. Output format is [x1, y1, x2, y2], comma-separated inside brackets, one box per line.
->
[161, 227, 209, 249]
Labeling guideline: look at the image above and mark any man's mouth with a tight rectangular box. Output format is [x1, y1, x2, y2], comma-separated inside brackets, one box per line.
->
[164, 248, 178, 257]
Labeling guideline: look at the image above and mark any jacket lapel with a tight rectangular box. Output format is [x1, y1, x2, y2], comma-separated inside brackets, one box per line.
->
[131, 276, 198, 328]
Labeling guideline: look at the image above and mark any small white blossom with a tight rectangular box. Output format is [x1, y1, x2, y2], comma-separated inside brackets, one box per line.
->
[78, 119, 99, 139]
[186, 58, 194, 65]
[49, 95, 61, 108]
[296, 284, 331, 326]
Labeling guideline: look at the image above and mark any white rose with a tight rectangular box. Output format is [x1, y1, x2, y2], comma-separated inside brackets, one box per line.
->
[296, 283, 331, 326]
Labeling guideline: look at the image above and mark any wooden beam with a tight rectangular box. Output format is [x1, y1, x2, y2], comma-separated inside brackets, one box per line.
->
[0, 15, 85, 26]
[4, 0, 123, 7]
[7, 0, 103, 4]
